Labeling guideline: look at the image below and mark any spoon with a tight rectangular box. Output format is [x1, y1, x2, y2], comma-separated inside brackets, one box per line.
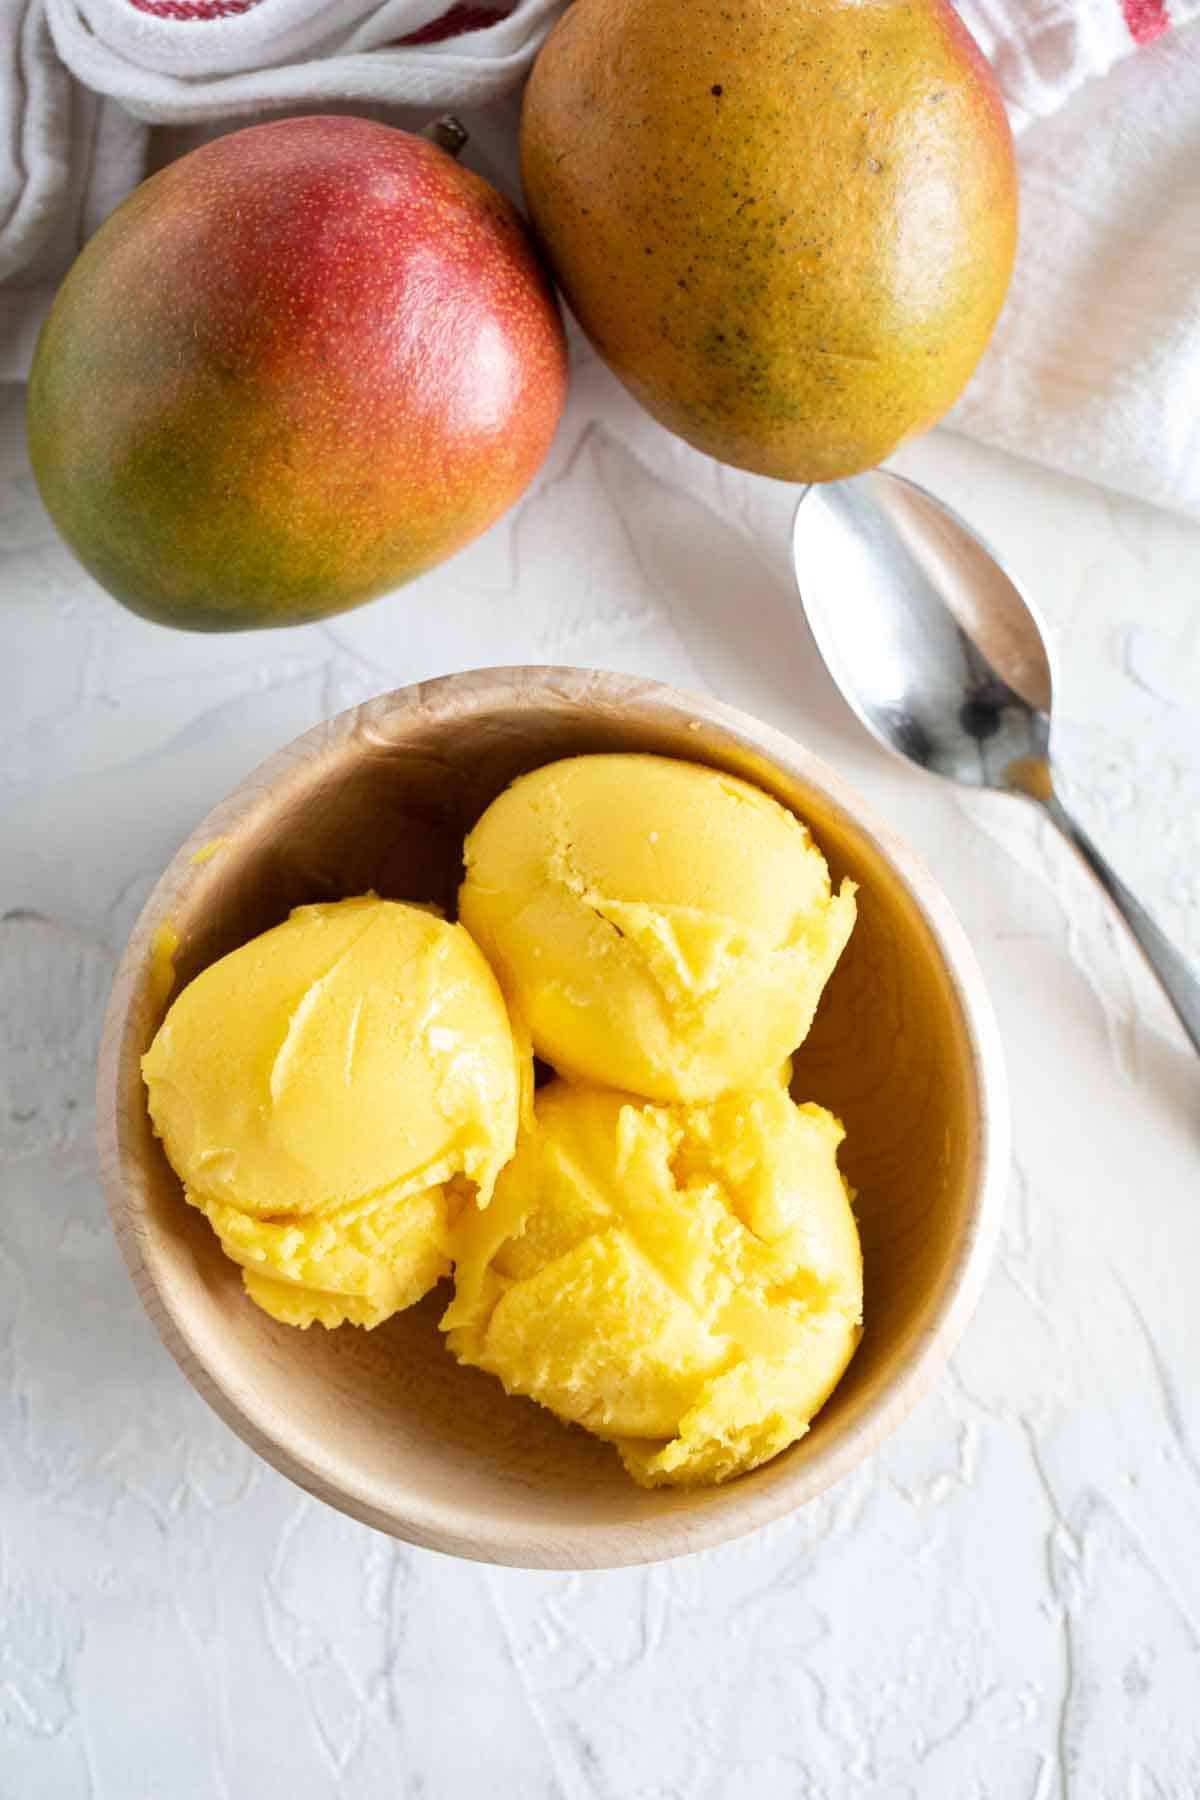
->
[792, 469, 1200, 1055]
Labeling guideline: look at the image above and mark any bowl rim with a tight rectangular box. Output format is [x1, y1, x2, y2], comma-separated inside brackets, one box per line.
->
[96, 665, 1009, 1568]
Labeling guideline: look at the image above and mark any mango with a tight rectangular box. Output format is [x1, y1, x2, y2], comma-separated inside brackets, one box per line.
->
[521, 0, 1017, 482]
[28, 116, 567, 630]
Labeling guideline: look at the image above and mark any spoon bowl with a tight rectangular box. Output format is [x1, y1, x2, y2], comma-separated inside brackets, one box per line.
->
[793, 470, 1200, 1053]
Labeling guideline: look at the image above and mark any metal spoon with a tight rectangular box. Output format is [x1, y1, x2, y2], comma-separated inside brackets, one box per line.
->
[792, 469, 1200, 1055]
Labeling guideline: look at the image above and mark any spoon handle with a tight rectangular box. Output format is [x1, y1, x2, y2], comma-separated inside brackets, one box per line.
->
[1039, 790, 1200, 1056]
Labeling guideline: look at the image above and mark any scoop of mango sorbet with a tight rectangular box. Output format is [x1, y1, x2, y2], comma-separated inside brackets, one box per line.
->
[142, 896, 525, 1329]
[459, 754, 857, 1101]
[442, 1079, 863, 1487]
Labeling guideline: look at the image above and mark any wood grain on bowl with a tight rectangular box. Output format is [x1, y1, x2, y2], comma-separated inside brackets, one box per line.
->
[96, 667, 1008, 1569]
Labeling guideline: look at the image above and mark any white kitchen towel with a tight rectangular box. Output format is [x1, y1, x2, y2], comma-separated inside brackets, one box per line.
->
[45, 0, 568, 119]
[956, 0, 1187, 130]
[2, 0, 1200, 516]
[950, 19, 1200, 517]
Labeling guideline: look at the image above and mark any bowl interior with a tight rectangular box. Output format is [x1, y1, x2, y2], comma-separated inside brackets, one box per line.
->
[102, 671, 990, 1566]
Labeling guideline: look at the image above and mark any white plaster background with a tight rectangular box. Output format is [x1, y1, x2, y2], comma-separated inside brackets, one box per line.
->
[1, 321, 1199, 1796]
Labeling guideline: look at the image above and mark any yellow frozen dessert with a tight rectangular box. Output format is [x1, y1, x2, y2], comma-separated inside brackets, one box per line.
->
[442, 1079, 863, 1486]
[458, 754, 857, 1101]
[142, 895, 525, 1329]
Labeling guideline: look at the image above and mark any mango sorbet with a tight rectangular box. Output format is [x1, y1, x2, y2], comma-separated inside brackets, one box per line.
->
[442, 1080, 863, 1487]
[459, 755, 857, 1101]
[142, 896, 524, 1329]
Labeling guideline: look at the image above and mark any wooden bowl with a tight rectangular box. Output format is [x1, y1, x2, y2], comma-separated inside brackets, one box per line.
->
[97, 668, 1007, 1568]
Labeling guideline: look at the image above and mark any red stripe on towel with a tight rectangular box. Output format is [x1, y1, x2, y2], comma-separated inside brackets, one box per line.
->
[127, 0, 258, 16]
[1120, 0, 1171, 42]
[124, 0, 510, 29]
[398, 4, 509, 43]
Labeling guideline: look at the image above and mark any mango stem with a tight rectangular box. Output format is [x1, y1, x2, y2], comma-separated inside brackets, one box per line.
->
[421, 117, 469, 158]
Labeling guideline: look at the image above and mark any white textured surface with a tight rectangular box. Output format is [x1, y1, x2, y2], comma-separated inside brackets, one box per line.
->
[2, 350, 1199, 1797]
